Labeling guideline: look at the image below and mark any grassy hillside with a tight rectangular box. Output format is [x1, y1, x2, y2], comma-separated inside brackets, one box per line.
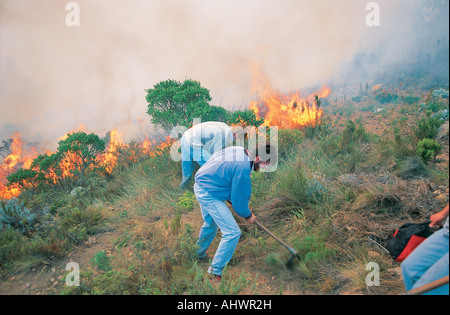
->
[0, 86, 448, 295]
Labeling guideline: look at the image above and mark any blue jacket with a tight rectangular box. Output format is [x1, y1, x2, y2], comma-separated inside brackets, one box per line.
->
[194, 146, 253, 219]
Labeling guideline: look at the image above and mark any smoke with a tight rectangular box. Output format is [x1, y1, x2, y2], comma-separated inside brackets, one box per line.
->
[334, 0, 449, 92]
[0, 0, 448, 149]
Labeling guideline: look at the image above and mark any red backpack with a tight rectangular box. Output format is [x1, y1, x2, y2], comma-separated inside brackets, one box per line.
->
[387, 221, 434, 263]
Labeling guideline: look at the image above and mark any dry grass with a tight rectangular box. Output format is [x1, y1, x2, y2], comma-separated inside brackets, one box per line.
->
[338, 248, 404, 295]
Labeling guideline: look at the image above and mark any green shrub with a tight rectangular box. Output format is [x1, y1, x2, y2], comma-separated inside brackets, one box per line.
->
[0, 198, 50, 236]
[305, 177, 327, 203]
[0, 228, 26, 267]
[227, 109, 264, 127]
[374, 88, 399, 104]
[174, 223, 198, 264]
[277, 129, 304, 160]
[275, 156, 326, 206]
[401, 95, 420, 105]
[275, 159, 308, 205]
[413, 116, 443, 140]
[177, 191, 196, 211]
[341, 120, 367, 152]
[417, 138, 442, 165]
[58, 206, 103, 244]
[91, 270, 133, 294]
[146, 79, 213, 132]
[421, 89, 449, 113]
[92, 251, 112, 272]
[293, 234, 337, 266]
[290, 232, 337, 279]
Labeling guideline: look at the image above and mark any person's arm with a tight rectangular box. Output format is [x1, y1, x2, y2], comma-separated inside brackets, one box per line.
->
[226, 200, 256, 224]
[230, 164, 252, 220]
[429, 204, 449, 228]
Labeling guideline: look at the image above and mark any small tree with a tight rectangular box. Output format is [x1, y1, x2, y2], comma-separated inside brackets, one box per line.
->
[416, 138, 442, 166]
[146, 79, 214, 132]
[56, 132, 106, 181]
[413, 115, 442, 141]
[341, 119, 367, 152]
[7, 153, 62, 192]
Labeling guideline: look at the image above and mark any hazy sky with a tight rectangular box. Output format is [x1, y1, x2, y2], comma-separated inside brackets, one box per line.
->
[0, 0, 448, 149]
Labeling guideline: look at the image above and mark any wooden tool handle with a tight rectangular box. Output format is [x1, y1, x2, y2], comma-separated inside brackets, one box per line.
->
[254, 219, 296, 253]
[404, 276, 449, 295]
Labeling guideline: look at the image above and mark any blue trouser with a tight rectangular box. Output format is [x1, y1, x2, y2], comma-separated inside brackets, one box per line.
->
[401, 228, 449, 295]
[180, 137, 211, 189]
[194, 183, 241, 276]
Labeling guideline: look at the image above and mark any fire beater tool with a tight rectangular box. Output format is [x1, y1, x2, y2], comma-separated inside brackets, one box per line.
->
[254, 218, 300, 268]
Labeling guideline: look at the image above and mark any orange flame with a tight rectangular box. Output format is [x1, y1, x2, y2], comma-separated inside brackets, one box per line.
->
[149, 136, 173, 158]
[142, 134, 156, 155]
[1, 127, 176, 200]
[0, 132, 37, 199]
[0, 183, 21, 200]
[101, 129, 124, 174]
[249, 66, 331, 129]
[58, 124, 88, 142]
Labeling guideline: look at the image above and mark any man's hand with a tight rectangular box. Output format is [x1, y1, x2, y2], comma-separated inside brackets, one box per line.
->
[245, 214, 257, 225]
[430, 204, 449, 228]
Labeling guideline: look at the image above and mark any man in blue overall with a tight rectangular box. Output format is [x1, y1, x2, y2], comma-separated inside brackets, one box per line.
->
[193, 144, 276, 280]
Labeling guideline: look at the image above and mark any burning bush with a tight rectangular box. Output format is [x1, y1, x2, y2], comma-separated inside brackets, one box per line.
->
[250, 89, 331, 130]
[247, 67, 331, 131]
[0, 127, 179, 201]
[57, 131, 106, 180]
[5, 131, 106, 194]
[0, 133, 37, 199]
